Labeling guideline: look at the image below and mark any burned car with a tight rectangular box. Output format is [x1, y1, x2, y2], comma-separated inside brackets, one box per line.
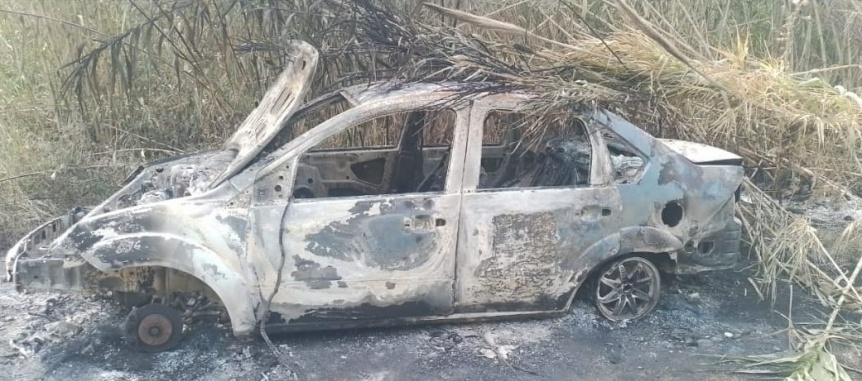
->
[4, 42, 744, 352]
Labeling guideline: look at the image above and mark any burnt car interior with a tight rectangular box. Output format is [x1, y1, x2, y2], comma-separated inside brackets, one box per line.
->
[601, 128, 647, 184]
[478, 110, 593, 189]
[290, 106, 458, 199]
[269, 97, 605, 199]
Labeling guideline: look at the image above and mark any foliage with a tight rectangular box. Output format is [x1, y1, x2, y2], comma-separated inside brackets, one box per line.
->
[2, 1, 862, 378]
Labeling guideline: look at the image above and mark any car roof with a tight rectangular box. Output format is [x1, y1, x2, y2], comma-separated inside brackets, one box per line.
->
[338, 81, 531, 106]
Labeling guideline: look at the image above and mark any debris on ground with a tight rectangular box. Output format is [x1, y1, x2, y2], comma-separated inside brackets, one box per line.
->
[3, 0, 862, 379]
[479, 332, 517, 362]
[4, 294, 112, 359]
[0, 267, 856, 380]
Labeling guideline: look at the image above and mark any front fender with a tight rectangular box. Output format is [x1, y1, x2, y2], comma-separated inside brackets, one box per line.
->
[84, 234, 258, 337]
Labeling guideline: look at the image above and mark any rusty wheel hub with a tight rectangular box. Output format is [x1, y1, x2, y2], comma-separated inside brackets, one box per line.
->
[137, 313, 174, 346]
[595, 256, 660, 321]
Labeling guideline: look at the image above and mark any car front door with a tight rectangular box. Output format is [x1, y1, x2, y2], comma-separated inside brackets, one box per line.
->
[255, 98, 470, 326]
[454, 96, 623, 313]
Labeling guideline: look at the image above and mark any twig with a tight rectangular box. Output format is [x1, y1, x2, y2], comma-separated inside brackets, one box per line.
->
[27, 312, 57, 322]
[0, 164, 118, 184]
[422, 2, 590, 54]
[823, 247, 862, 335]
[613, 0, 734, 110]
[791, 65, 862, 77]
[0, 9, 108, 36]
[788, 285, 793, 349]
[559, 1, 627, 69]
[844, 364, 862, 375]
[101, 124, 185, 152]
[90, 148, 181, 156]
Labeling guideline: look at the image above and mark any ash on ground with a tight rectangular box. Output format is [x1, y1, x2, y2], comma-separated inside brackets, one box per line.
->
[0, 266, 844, 381]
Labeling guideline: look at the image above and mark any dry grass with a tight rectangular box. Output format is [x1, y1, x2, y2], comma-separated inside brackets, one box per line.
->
[380, 2, 861, 378]
[3, 0, 862, 379]
[0, 0, 301, 244]
[0, 1, 134, 244]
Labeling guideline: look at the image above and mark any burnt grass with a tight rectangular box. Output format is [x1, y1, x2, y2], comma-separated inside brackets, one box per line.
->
[0, 263, 853, 381]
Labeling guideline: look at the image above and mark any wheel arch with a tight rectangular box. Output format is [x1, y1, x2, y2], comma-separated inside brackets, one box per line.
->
[82, 234, 259, 337]
[562, 227, 682, 311]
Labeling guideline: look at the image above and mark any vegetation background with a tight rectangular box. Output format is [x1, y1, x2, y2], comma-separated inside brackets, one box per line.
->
[2, 0, 862, 378]
[1, 0, 860, 246]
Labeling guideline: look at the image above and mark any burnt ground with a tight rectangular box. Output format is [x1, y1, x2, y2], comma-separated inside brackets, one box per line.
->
[0, 264, 859, 381]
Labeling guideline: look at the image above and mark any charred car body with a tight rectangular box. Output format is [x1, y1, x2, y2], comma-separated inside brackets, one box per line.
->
[4, 42, 744, 351]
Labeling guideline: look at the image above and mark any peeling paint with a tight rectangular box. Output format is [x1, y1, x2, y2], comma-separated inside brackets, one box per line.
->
[291, 255, 342, 289]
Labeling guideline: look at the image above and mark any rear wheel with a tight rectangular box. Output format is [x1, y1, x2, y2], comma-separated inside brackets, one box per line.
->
[122, 303, 184, 352]
[593, 256, 661, 321]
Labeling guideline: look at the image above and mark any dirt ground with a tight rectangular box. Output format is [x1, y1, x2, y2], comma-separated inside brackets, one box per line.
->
[0, 263, 856, 381]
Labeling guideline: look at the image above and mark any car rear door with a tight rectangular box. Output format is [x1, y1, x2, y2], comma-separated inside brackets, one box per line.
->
[453, 96, 622, 313]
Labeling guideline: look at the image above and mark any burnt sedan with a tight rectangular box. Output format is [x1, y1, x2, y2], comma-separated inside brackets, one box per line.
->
[4, 42, 744, 352]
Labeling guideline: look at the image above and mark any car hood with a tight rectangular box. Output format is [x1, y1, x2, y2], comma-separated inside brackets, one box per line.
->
[103, 150, 235, 211]
[659, 139, 743, 165]
[207, 40, 319, 189]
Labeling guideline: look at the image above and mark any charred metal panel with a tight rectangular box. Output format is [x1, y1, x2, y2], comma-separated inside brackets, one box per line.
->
[211, 41, 319, 188]
[659, 139, 743, 165]
[290, 255, 342, 289]
[299, 149, 399, 197]
[617, 227, 684, 254]
[303, 199, 438, 269]
[49, 198, 260, 337]
[247, 95, 470, 325]
[245, 157, 301, 325]
[273, 193, 460, 322]
[585, 110, 744, 272]
[454, 187, 622, 312]
[610, 137, 743, 266]
[453, 96, 622, 312]
[470, 212, 560, 305]
[5, 213, 78, 282]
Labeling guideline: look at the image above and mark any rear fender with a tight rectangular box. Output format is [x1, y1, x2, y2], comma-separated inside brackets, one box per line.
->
[560, 227, 683, 309]
[618, 226, 684, 254]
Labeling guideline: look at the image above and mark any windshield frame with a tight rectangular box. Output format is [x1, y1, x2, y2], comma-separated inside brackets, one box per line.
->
[254, 91, 357, 160]
[252, 90, 463, 182]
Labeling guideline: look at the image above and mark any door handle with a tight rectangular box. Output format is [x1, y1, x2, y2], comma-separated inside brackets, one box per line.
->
[403, 215, 445, 229]
[578, 206, 612, 220]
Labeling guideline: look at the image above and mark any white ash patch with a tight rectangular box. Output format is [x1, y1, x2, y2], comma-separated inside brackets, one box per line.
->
[5, 291, 114, 359]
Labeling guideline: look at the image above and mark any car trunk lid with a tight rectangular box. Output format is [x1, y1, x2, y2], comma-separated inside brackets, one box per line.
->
[659, 139, 743, 166]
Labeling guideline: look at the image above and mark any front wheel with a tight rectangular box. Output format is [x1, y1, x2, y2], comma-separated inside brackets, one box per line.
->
[122, 303, 184, 352]
[593, 256, 661, 321]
